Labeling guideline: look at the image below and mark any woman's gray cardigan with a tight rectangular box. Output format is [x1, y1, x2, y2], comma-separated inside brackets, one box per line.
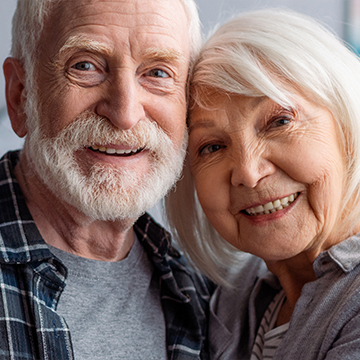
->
[209, 234, 360, 360]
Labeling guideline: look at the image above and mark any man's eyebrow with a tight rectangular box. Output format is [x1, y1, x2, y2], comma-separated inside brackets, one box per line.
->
[53, 37, 183, 65]
[141, 47, 184, 63]
[54, 35, 113, 61]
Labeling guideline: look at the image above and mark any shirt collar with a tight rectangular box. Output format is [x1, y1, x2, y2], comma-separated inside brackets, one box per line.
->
[313, 233, 360, 276]
[327, 233, 360, 272]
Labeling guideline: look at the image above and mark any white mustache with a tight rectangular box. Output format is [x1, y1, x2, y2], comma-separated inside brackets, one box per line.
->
[49, 111, 172, 153]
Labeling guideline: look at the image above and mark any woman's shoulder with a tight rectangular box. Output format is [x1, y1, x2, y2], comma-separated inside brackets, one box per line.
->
[224, 252, 269, 288]
[210, 253, 270, 325]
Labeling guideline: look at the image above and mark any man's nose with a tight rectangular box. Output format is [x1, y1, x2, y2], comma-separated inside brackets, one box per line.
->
[230, 146, 276, 188]
[96, 71, 145, 130]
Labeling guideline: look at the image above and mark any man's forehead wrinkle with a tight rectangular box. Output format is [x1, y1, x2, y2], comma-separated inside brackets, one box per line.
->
[54, 14, 184, 43]
[49, 0, 188, 43]
[59, 0, 178, 20]
[56, 0, 186, 29]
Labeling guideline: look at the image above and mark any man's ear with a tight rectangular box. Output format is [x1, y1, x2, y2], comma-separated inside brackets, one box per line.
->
[3, 57, 28, 138]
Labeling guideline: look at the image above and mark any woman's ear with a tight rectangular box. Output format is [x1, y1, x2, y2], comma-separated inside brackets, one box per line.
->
[3, 57, 28, 138]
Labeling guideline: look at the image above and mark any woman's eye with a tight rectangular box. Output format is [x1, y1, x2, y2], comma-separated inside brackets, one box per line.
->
[147, 69, 170, 78]
[270, 117, 292, 128]
[200, 144, 223, 155]
[72, 61, 96, 71]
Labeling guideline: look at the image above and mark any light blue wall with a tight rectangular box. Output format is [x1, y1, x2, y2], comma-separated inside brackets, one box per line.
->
[0, 0, 20, 155]
[196, 0, 345, 37]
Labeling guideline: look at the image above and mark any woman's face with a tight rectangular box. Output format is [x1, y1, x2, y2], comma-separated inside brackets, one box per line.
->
[189, 93, 346, 262]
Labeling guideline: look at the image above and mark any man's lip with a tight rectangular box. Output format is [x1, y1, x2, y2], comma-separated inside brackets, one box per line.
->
[82, 147, 149, 167]
[88, 144, 144, 156]
[91, 144, 141, 150]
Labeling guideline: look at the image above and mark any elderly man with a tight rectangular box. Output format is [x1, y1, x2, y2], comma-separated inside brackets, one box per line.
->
[0, 0, 212, 359]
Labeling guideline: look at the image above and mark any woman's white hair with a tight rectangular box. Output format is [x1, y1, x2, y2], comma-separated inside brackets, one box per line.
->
[165, 9, 360, 284]
[11, 0, 202, 92]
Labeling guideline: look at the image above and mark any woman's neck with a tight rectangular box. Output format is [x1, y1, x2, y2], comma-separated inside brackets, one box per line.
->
[266, 253, 317, 324]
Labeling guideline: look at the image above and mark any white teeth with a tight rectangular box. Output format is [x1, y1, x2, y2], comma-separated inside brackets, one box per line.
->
[90, 146, 140, 155]
[245, 193, 298, 216]
[263, 202, 274, 211]
[273, 199, 281, 208]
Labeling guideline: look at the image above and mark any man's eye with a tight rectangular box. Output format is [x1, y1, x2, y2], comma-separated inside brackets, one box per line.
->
[147, 69, 169, 78]
[200, 144, 223, 155]
[72, 61, 96, 71]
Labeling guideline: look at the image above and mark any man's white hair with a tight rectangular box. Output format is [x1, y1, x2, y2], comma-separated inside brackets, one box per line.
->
[166, 9, 360, 284]
[11, 0, 202, 95]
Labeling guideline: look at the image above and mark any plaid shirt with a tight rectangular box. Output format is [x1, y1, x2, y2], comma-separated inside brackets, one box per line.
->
[0, 151, 213, 360]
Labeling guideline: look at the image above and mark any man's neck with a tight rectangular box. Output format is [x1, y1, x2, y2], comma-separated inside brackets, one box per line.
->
[14, 156, 136, 262]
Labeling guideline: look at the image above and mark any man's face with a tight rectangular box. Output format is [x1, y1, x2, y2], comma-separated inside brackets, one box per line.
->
[23, 0, 190, 220]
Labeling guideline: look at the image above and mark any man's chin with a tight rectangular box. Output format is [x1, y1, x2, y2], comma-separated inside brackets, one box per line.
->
[65, 188, 159, 223]
[45, 164, 168, 222]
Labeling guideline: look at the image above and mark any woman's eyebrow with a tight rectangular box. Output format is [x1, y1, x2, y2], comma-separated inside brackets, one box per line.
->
[188, 119, 216, 133]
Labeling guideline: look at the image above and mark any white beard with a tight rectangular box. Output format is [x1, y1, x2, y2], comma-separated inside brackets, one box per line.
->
[23, 106, 187, 221]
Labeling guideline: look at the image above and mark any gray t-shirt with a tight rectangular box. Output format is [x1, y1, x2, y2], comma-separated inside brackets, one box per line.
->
[49, 236, 167, 360]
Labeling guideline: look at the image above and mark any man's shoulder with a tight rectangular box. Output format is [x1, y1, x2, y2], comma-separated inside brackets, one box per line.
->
[0, 150, 51, 263]
[168, 246, 216, 300]
[134, 213, 215, 297]
[135, 213, 214, 359]
[0, 150, 20, 183]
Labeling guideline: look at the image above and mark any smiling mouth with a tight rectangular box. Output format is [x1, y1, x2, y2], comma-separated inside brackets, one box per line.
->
[89, 145, 144, 156]
[243, 192, 299, 216]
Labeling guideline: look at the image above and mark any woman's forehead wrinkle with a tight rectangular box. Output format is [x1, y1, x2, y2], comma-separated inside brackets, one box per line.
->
[188, 119, 216, 133]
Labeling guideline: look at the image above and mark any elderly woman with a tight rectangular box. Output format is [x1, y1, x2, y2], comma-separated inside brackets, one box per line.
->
[166, 9, 360, 360]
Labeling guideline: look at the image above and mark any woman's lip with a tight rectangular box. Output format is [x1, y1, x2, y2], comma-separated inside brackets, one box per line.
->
[239, 192, 300, 216]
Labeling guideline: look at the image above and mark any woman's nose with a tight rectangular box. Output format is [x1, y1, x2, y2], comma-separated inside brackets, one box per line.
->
[230, 148, 276, 188]
[96, 71, 146, 130]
